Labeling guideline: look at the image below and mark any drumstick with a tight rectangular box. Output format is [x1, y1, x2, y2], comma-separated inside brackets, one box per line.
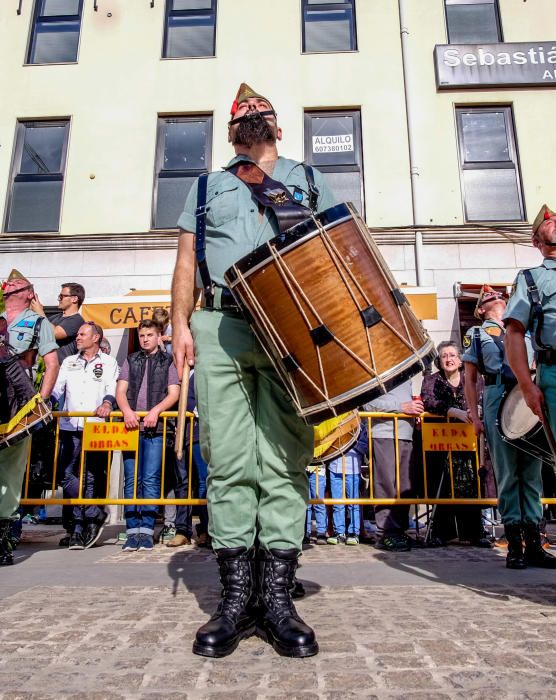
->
[175, 367, 190, 460]
[542, 409, 556, 465]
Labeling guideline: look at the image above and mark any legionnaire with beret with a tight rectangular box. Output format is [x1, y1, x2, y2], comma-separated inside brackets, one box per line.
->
[504, 203, 556, 569]
[462, 283, 553, 569]
[171, 83, 338, 658]
[0, 269, 59, 565]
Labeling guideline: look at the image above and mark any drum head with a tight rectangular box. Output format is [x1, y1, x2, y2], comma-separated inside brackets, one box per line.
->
[499, 383, 538, 440]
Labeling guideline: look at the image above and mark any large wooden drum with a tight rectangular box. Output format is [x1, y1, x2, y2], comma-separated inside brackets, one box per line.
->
[225, 202, 435, 424]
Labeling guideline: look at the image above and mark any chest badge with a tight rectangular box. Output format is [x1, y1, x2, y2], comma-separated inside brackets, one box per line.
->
[293, 188, 304, 203]
[93, 363, 104, 378]
[264, 188, 289, 206]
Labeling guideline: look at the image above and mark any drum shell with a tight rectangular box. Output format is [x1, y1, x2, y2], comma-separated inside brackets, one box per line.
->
[225, 203, 435, 423]
[497, 380, 550, 462]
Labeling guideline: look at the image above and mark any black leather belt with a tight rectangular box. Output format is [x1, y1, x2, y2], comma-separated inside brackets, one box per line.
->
[537, 349, 556, 365]
[203, 287, 242, 314]
[484, 373, 514, 387]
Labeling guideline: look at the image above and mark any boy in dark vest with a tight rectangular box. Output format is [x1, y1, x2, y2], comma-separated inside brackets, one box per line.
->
[116, 320, 180, 551]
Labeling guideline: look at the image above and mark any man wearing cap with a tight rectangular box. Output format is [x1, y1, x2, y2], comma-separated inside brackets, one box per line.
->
[171, 83, 338, 658]
[462, 283, 551, 569]
[0, 270, 59, 565]
[503, 204, 556, 569]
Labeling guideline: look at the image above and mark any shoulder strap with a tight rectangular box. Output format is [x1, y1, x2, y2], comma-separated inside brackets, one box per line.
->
[472, 327, 486, 375]
[30, 316, 44, 351]
[226, 161, 311, 233]
[302, 163, 319, 212]
[194, 173, 214, 307]
[522, 268, 550, 349]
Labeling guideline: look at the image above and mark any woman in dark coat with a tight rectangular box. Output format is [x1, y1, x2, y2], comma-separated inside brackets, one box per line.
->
[421, 340, 490, 547]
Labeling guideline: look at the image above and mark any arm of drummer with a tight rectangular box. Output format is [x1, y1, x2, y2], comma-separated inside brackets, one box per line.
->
[171, 230, 197, 380]
[463, 361, 483, 436]
[41, 350, 60, 401]
[505, 319, 545, 422]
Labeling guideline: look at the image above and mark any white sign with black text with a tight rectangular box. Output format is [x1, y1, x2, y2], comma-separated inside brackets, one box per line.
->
[312, 134, 354, 154]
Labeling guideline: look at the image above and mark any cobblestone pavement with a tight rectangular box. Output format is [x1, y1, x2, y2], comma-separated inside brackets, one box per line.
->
[1, 526, 556, 699]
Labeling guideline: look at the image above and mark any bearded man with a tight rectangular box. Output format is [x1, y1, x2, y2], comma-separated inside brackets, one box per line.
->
[171, 83, 337, 658]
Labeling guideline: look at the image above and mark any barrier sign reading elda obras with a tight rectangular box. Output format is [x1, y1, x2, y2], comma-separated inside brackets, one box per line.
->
[83, 421, 139, 451]
[421, 422, 477, 453]
[312, 134, 353, 154]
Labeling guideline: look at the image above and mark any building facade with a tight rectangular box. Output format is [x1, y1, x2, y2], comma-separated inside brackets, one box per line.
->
[1, 0, 554, 350]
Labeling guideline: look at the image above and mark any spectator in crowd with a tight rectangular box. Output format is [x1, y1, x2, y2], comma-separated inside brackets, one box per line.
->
[304, 463, 328, 546]
[152, 307, 172, 355]
[167, 369, 210, 548]
[366, 380, 423, 552]
[421, 341, 491, 547]
[0, 270, 59, 566]
[327, 419, 368, 546]
[31, 282, 85, 364]
[52, 322, 119, 550]
[151, 307, 177, 544]
[116, 319, 180, 552]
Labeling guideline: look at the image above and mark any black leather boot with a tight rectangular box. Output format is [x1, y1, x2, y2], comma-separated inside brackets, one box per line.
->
[257, 548, 318, 657]
[504, 523, 526, 570]
[0, 519, 14, 566]
[522, 522, 556, 568]
[192, 547, 257, 657]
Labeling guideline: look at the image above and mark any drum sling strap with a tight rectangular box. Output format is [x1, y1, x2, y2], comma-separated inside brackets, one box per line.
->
[195, 162, 319, 308]
[473, 326, 515, 384]
[522, 268, 553, 351]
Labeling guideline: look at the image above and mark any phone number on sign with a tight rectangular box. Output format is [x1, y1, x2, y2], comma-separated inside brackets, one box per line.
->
[313, 144, 354, 153]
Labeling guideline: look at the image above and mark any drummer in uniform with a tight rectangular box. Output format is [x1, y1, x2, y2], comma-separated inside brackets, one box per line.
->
[0, 270, 59, 565]
[504, 203, 556, 569]
[462, 284, 553, 569]
[172, 83, 337, 658]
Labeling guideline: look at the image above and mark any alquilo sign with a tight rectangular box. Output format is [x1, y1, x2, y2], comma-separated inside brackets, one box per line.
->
[434, 42, 556, 89]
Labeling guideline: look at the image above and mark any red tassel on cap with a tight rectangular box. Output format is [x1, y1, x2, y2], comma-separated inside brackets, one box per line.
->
[545, 210, 551, 220]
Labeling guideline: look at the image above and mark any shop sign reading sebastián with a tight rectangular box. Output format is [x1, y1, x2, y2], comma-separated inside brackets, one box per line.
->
[434, 41, 556, 88]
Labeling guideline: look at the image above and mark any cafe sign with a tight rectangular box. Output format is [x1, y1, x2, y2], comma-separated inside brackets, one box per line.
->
[434, 41, 556, 89]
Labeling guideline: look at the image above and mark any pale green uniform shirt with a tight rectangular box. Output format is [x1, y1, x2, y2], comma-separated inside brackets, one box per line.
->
[3, 307, 57, 357]
[503, 258, 556, 349]
[177, 154, 338, 288]
[462, 320, 510, 374]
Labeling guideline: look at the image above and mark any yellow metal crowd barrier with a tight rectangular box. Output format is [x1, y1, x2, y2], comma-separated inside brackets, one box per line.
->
[19, 410, 555, 508]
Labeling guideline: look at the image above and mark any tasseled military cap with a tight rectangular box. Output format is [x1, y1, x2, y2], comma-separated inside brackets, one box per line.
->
[532, 204, 555, 234]
[474, 284, 506, 319]
[230, 83, 275, 117]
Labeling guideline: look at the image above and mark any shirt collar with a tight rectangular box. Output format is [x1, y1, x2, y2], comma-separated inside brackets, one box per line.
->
[78, 350, 101, 363]
[543, 257, 556, 269]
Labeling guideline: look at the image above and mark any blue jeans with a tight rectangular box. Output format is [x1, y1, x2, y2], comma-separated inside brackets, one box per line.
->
[306, 470, 327, 536]
[57, 431, 107, 534]
[174, 442, 209, 537]
[123, 434, 163, 536]
[329, 471, 361, 536]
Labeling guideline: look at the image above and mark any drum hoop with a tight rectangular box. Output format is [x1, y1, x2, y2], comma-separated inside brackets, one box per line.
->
[0, 393, 45, 437]
[226, 212, 353, 286]
[497, 381, 539, 441]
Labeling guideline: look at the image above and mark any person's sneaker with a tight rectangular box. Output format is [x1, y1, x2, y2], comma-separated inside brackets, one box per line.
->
[159, 525, 176, 544]
[374, 533, 411, 552]
[58, 535, 71, 547]
[166, 533, 191, 548]
[196, 532, 211, 548]
[346, 535, 359, 546]
[84, 511, 110, 550]
[316, 534, 328, 545]
[122, 534, 140, 552]
[327, 533, 346, 545]
[68, 532, 85, 550]
[138, 534, 154, 551]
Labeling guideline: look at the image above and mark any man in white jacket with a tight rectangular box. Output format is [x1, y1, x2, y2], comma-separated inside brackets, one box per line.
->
[52, 322, 119, 550]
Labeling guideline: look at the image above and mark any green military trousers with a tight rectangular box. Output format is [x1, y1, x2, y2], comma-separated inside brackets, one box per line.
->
[190, 309, 314, 551]
[483, 382, 543, 525]
[0, 437, 30, 519]
[538, 364, 556, 449]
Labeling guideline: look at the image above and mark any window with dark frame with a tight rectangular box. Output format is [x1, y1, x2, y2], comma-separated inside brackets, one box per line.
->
[304, 109, 364, 215]
[445, 0, 502, 44]
[163, 0, 217, 58]
[27, 0, 84, 65]
[152, 115, 212, 230]
[4, 120, 70, 233]
[302, 0, 357, 53]
[455, 106, 524, 222]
